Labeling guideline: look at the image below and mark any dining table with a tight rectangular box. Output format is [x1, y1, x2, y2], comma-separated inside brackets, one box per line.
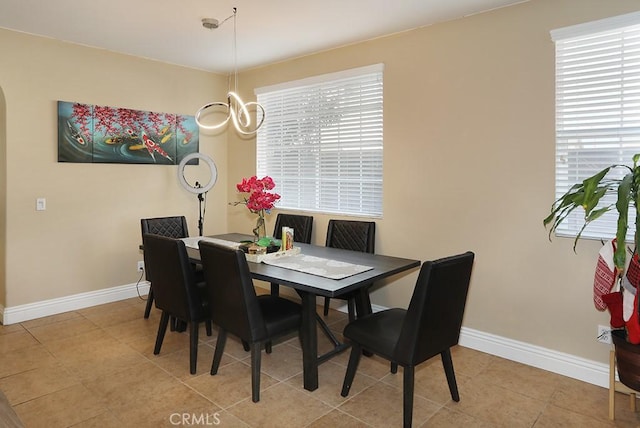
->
[182, 233, 421, 391]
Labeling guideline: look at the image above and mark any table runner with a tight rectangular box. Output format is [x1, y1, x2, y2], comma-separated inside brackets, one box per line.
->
[262, 254, 373, 280]
[181, 236, 241, 250]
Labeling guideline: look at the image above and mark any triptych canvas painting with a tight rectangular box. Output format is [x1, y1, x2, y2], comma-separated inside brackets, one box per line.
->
[57, 101, 199, 165]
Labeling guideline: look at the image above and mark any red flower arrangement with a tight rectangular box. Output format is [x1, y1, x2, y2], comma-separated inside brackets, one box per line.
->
[232, 176, 280, 241]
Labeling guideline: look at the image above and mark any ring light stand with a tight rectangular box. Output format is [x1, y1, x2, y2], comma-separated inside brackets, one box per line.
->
[177, 153, 217, 236]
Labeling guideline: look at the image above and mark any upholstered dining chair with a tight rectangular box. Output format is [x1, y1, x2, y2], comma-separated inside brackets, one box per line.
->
[142, 233, 212, 374]
[198, 240, 302, 402]
[270, 213, 313, 296]
[340, 251, 475, 428]
[141, 216, 195, 319]
[324, 219, 375, 320]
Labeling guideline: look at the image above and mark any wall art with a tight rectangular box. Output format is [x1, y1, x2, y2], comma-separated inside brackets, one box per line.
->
[57, 101, 199, 165]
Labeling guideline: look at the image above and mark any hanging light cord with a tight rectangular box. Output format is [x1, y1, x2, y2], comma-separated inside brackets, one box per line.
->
[195, 7, 265, 135]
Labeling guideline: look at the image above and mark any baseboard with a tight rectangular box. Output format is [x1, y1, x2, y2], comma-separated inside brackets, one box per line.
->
[332, 302, 610, 389]
[0, 281, 150, 325]
[0, 283, 610, 390]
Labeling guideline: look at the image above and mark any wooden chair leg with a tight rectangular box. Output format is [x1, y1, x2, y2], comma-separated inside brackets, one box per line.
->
[441, 348, 460, 402]
[189, 322, 199, 374]
[251, 343, 262, 402]
[144, 286, 154, 318]
[341, 343, 363, 397]
[211, 330, 227, 375]
[403, 365, 415, 428]
[631, 393, 636, 412]
[154, 311, 170, 355]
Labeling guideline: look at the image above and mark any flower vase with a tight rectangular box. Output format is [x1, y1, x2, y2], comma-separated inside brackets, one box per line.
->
[253, 213, 266, 242]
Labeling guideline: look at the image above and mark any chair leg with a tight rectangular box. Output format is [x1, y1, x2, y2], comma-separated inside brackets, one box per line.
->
[211, 330, 227, 375]
[403, 365, 415, 428]
[323, 297, 331, 316]
[251, 342, 262, 402]
[154, 311, 170, 355]
[144, 286, 154, 318]
[242, 340, 250, 352]
[270, 282, 280, 297]
[189, 322, 199, 374]
[341, 343, 363, 397]
[391, 362, 398, 374]
[205, 320, 212, 337]
[441, 348, 459, 401]
[265, 341, 272, 354]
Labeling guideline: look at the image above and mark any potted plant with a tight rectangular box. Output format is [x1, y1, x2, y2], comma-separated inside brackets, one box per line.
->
[544, 153, 640, 391]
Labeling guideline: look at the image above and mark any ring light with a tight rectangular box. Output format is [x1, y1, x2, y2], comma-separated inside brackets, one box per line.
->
[177, 152, 217, 194]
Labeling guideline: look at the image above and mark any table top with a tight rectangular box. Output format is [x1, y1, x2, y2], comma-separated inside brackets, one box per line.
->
[185, 233, 421, 298]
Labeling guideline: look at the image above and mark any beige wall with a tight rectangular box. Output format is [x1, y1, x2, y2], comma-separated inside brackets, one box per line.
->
[0, 86, 6, 308]
[229, 0, 640, 365]
[0, 28, 228, 307]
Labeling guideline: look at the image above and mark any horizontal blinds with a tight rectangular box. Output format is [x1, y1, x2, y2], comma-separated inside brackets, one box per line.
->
[256, 65, 383, 216]
[552, 13, 640, 241]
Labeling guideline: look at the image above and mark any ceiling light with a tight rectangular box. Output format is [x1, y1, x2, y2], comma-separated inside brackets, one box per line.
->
[195, 7, 265, 136]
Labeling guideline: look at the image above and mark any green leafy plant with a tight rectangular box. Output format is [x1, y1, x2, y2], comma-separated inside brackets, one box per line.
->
[543, 154, 640, 270]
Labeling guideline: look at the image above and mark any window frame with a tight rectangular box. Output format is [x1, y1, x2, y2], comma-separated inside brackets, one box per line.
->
[254, 64, 384, 217]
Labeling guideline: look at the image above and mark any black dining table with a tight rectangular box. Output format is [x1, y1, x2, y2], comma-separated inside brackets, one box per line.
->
[183, 233, 421, 391]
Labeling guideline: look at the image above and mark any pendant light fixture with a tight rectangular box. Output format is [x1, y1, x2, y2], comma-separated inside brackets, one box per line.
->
[195, 7, 265, 135]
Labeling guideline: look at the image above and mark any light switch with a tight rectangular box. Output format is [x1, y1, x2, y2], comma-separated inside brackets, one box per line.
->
[36, 198, 46, 211]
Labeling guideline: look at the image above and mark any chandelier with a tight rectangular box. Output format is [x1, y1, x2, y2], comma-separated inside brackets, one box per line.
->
[195, 7, 265, 136]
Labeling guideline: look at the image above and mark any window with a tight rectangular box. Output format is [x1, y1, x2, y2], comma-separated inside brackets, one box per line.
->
[255, 64, 383, 217]
[551, 12, 640, 240]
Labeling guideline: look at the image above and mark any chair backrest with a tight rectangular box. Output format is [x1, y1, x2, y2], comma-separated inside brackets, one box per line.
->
[393, 251, 475, 366]
[141, 216, 189, 239]
[140, 216, 189, 281]
[198, 241, 268, 342]
[325, 220, 375, 254]
[142, 233, 201, 321]
[273, 214, 313, 244]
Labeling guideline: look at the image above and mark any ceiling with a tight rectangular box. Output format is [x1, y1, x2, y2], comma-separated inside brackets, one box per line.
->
[0, 0, 527, 74]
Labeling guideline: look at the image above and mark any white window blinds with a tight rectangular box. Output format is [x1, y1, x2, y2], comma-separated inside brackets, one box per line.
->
[255, 64, 384, 217]
[550, 12, 640, 241]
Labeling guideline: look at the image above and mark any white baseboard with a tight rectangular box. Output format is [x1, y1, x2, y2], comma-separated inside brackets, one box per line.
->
[333, 302, 610, 389]
[0, 281, 150, 325]
[0, 283, 609, 390]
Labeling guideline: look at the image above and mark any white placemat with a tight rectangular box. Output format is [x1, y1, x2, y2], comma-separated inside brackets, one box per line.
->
[262, 254, 373, 280]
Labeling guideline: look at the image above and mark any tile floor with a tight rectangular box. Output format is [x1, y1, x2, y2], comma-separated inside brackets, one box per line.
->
[1, 296, 640, 427]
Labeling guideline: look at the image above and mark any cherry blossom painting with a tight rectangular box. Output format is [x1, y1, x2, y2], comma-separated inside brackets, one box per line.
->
[57, 101, 199, 164]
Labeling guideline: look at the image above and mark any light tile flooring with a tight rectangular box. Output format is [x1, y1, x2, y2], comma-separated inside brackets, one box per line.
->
[1, 296, 640, 427]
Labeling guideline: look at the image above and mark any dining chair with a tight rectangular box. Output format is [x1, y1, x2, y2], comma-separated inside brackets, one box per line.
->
[270, 213, 313, 296]
[324, 219, 375, 320]
[340, 251, 475, 428]
[140, 216, 197, 319]
[198, 240, 302, 402]
[142, 233, 212, 374]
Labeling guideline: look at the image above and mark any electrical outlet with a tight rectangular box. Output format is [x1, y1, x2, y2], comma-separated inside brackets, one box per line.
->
[597, 324, 612, 344]
[137, 261, 144, 272]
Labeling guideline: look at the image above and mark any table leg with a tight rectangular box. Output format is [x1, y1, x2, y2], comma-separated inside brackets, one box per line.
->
[300, 291, 318, 391]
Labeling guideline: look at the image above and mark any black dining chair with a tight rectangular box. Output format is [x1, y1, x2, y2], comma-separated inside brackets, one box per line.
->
[142, 233, 213, 374]
[340, 251, 475, 428]
[141, 216, 194, 319]
[270, 213, 313, 296]
[324, 219, 375, 321]
[199, 240, 302, 403]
